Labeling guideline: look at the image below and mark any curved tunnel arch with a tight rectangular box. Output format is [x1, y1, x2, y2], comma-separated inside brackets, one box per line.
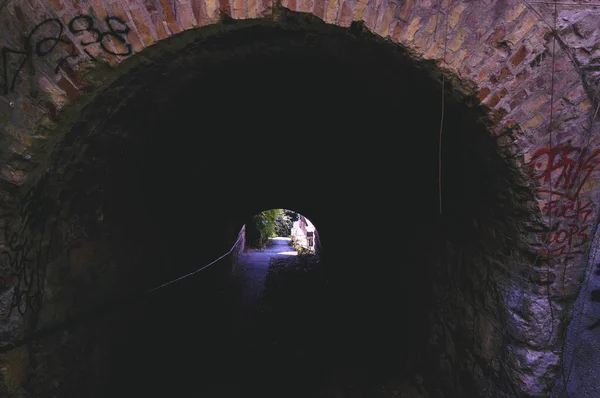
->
[0, 2, 599, 397]
[3, 18, 527, 397]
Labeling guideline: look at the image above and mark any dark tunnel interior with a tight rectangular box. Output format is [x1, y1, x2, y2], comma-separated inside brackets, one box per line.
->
[18, 20, 523, 397]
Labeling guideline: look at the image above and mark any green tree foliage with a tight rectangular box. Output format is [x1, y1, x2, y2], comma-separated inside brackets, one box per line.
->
[274, 210, 295, 237]
[246, 209, 283, 248]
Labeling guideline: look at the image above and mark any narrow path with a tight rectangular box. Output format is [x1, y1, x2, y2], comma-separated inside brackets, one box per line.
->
[233, 237, 296, 327]
[109, 236, 427, 398]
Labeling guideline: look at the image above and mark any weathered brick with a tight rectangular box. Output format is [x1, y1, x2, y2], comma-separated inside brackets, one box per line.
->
[489, 107, 508, 123]
[505, 3, 527, 24]
[88, 0, 110, 23]
[522, 94, 548, 114]
[498, 66, 511, 80]
[48, 0, 66, 12]
[390, 21, 402, 42]
[509, 45, 529, 68]
[337, 1, 355, 27]
[448, 27, 468, 52]
[12, 5, 29, 25]
[448, 3, 466, 28]
[247, 0, 258, 17]
[466, 49, 486, 68]
[486, 26, 505, 46]
[423, 40, 442, 60]
[416, 34, 431, 52]
[130, 8, 157, 46]
[424, 14, 439, 36]
[159, 0, 183, 34]
[150, 13, 171, 39]
[507, 68, 530, 92]
[522, 114, 544, 129]
[508, 89, 528, 110]
[264, 0, 274, 11]
[141, 0, 159, 13]
[478, 87, 491, 102]
[233, 0, 247, 18]
[484, 88, 508, 108]
[363, 4, 378, 31]
[449, 49, 468, 69]
[374, 4, 395, 37]
[325, 0, 339, 23]
[313, 0, 326, 19]
[190, 0, 203, 22]
[578, 98, 593, 113]
[507, 14, 537, 45]
[403, 16, 421, 43]
[174, 0, 198, 27]
[398, 0, 414, 21]
[205, 0, 220, 21]
[298, 0, 312, 12]
[56, 77, 81, 101]
[59, 62, 85, 89]
[218, 0, 231, 15]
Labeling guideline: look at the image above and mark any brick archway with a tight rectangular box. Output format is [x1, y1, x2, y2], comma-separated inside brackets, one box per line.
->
[0, 1, 599, 396]
[0, 0, 596, 256]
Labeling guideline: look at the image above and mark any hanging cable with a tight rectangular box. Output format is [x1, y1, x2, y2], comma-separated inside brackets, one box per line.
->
[437, 0, 448, 216]
[0, 230, 245, 355]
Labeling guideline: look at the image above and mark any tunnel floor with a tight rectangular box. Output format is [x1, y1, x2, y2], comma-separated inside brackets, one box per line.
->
[101, 238, 429, 398]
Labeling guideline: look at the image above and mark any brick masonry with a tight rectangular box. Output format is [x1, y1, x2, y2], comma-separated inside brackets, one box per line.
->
[0, 0, 599, 396]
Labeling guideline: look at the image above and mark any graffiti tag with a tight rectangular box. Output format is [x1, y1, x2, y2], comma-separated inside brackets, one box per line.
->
[529, 146, 600, 200]
[1, 15, 132, 95]
[529, 145, 600, 256]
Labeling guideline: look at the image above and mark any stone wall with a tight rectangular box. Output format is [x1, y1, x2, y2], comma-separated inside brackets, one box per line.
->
[551, 219, 600, 397]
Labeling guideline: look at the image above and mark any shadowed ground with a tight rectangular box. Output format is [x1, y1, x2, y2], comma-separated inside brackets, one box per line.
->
[106, 237, 427, 397]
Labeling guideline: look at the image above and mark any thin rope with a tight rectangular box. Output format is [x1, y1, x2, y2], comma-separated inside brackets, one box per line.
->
[0, 230, 245, 355]
[145, 232, 244, 294]
[543, 0, 557, 349]
[438, 1, 448, 216]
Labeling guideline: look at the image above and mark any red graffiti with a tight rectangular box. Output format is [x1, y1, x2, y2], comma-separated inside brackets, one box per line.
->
[541, 223, 588, 255]
[529, 146, 600, 200]
[542, 197, 593, 224]
[529, 144, 600, 257]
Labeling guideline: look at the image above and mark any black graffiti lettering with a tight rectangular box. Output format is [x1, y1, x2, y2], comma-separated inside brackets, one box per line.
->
[1, 47, 28, 95]
[102, 16, 132, 56]
[68, 15, 102, 46]
[54, 36, 81, 74]
[83, 48, 97, 61]
[0, 14, 131, 95]
[69, 15, 132, 57]
[27, 18, 64, 56]
[0, 181, 57, 317]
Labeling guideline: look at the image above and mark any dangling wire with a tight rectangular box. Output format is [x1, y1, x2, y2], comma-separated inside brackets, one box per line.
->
[542, 0, 557, 353]
[437, 0, 448, 216]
